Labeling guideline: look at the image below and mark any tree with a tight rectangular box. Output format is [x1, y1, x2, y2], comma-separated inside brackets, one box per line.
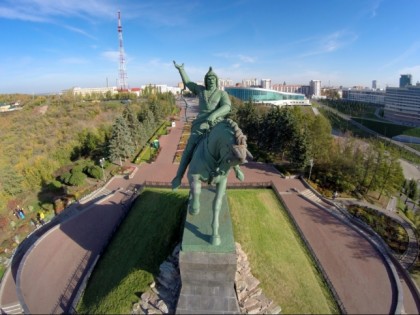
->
[260, 106, 282, 153]
[307, 115, 333, 163]
[378, 154, 404, 199]
[0, 167, 24, 196]
[289, 130, 309, 169]
[122, 105, 143, 147]
[407, 178, 418, 204]
[108, 116, 135, 165]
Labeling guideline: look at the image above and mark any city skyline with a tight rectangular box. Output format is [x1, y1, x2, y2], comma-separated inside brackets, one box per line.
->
[1, 0, 420, 94]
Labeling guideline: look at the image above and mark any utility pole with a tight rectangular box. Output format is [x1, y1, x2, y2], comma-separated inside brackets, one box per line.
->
[308, 159, 314, 181]
[99, 158, 106, 182]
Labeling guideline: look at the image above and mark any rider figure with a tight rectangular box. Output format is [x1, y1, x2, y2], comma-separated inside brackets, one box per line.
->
[172, 61, 243, 190]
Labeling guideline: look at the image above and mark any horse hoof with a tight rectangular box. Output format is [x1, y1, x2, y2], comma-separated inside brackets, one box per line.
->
[189, 206, 199, 215]
[211, 235, 221, 246]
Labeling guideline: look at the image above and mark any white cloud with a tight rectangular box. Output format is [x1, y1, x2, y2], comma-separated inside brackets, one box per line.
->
[101, 50, 119, 62]
[0, 0, 117, 21]
[238, 55, 256, 63]
[300, 30, 358, 57]
[398, 65, 420, 81]
[381, 42, 420, 69]
[368, 0, 383, 18]
[59, 57, 88, 65]
[215, 52, 256, 63]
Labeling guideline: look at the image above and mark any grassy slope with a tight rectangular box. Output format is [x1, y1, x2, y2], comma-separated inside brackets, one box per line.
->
[228, 189, 338, 314]
[77, 188, 189, 314]
[77, 188, 337, 314]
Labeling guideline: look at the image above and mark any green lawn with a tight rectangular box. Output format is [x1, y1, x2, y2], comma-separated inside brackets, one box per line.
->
[352, 117, 420, 138]
[228, 189, 338, 314]
[76, 188, 189, 314]
[77, 188, 338, 314]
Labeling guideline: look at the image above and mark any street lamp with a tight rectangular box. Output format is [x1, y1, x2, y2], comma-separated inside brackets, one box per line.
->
[308, 158, 314, 181]
[99, 158, 106, 181]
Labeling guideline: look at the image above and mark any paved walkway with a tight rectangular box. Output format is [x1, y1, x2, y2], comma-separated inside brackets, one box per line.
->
[1, 98, 419, 314]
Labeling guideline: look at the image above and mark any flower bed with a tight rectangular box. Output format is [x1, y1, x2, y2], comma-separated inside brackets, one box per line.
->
[348, 204, 409, 255]
[116, 166, 136, 176]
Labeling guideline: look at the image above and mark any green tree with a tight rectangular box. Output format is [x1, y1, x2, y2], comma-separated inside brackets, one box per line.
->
[67, 169, 87, 186]
[407, 178, 418, 202]
[0, 167, 24, 196]
[108, 116, 135, 165]
[122, 105, 143, 147]
[289, 130, 309, 168]
[307, 115, 333, 163]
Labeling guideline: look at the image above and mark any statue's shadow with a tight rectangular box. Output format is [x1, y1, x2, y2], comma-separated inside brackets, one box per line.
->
[184, 221, 212, 243]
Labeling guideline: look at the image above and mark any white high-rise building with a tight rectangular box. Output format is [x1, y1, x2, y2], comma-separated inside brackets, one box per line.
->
[261, 79, 272, 90]
[310, 80, 321, 98]
[242, 78, 259, 87]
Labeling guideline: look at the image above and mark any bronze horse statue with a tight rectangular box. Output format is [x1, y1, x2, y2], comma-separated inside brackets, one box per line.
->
[187, 119, 252, 245]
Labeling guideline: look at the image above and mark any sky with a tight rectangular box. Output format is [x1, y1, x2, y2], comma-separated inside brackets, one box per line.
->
[1, 0, 420, 94]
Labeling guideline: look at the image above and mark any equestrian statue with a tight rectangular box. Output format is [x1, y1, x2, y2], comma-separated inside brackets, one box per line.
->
[172, 61, 252, 246]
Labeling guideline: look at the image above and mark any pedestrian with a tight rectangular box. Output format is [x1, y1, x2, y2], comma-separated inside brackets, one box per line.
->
[18, 208, 25, 219]
[13, 208, 20, 219]
[30, 218, 39, 229]
[37, 211, 45, 225]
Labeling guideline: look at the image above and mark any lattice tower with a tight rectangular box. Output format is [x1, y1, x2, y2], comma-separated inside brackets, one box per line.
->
[117, 11, 128, 90]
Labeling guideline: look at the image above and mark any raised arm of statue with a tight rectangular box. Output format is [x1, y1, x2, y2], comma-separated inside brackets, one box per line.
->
[173, 60, 193, 89]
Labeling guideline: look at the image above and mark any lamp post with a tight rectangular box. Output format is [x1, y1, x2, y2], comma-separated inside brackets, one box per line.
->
[308, 158, 314, 181]
[99, 158, 106, 182]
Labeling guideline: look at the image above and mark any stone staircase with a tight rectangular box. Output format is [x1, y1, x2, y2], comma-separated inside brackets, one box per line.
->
[77, 188, 113, 208]
[299, 189, 324, 204]
[1, 303, 23, 314]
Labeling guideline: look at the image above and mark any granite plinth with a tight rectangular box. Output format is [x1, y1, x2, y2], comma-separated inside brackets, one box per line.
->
[176, 188, 239, 314]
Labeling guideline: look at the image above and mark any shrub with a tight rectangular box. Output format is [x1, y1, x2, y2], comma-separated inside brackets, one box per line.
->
[46, 180, 63, 192]
[59, 172, 72, 184]
[84, 165, 102, 179]
[67, 171, 87, 186]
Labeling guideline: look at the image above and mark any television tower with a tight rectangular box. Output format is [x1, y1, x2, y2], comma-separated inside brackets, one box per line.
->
[117, 11, 128, 91]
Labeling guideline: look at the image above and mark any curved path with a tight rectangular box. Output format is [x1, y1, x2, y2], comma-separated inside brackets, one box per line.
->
[1, 98, 419, 314]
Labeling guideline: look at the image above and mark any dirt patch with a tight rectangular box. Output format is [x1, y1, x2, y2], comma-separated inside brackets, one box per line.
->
[34, 105, 48, 115]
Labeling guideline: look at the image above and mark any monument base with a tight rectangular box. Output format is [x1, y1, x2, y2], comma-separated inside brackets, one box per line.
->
[176, 188, 239, 314]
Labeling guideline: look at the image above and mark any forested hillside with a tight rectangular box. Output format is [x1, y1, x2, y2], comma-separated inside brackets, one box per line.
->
[0, 92, 176, 261]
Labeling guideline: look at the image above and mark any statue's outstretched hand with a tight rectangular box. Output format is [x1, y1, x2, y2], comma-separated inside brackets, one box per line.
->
[173, 60, 184, 70]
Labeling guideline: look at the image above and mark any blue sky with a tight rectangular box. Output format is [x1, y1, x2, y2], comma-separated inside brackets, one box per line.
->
[1, 0, 419, 94]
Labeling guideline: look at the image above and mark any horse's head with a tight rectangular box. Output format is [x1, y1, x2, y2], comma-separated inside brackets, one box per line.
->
[210, 119, 253, 175]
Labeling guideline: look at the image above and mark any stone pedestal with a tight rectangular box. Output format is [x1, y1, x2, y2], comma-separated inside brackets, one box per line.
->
[176, 188, 240, 314]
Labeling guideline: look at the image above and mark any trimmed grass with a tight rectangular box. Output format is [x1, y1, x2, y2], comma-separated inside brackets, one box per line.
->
[352, 117, 420, 138]
[77, 188, 338, 314]
[228, 189, 338, 314]
[76, 188, 189, 314]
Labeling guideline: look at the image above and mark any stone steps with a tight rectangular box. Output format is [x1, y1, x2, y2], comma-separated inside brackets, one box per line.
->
[299, 189, 323, 204]
[1, 303, 23, 314]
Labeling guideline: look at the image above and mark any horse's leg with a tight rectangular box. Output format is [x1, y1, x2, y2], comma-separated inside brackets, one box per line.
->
[211, 176, 227, 246]
[189, 174, 201, 215]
